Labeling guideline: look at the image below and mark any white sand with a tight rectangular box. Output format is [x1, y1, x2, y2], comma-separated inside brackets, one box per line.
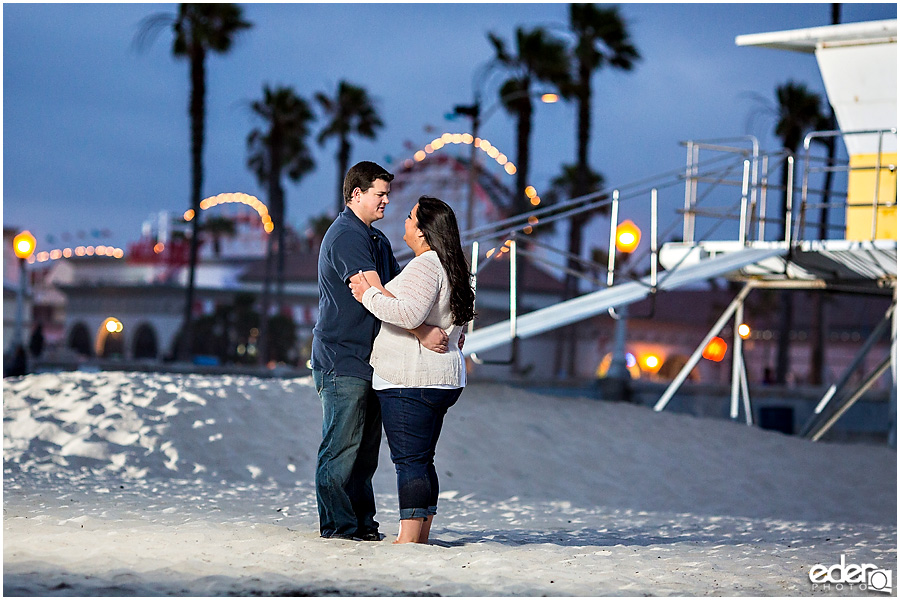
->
[3, 371, 896, 596]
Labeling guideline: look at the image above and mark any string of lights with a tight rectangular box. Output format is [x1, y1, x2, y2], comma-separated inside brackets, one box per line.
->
[401, 133, 545, 255]
[30, 245, 125, 263]
[401, 132, 543, 209]
[31, 194, 271, 263]
[185, 192, 273, 234]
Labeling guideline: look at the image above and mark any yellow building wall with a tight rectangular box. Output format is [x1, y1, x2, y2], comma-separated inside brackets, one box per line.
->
[845, 152, 897, 241]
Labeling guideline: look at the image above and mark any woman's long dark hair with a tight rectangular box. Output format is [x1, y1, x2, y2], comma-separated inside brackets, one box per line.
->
[415, 196, 476, 326]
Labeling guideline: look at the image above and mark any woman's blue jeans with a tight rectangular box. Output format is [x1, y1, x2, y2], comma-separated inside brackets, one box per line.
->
[313, 370, 381, 538]
[376, 386, 462, 520]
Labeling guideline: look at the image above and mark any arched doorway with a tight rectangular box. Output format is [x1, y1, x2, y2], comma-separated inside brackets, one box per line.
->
[132, 323, 158, 360]
[67, 323, 92, 357]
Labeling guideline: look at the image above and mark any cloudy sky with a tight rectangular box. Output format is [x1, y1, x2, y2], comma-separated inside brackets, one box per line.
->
[3, 2, 896, 253]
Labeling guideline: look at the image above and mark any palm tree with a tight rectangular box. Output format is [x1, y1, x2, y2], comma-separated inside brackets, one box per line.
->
[307, 213, 334, 249]
[315, 81, 384, 216]
[548, 163, 605, 376]
[551, 5, 640, 378]
[247, 84, 316, 364]
[772, 81, 827, 384]
[568, 4, 639, 200]
[485, 27, 569, 373]
[549, 164, 606, 203]
[774, 82, 828, 220]
[810, 3, 843, 386]
[136, 3, 252, 361]
[488, 27, 571, 216]
[201, 215, 237, 256]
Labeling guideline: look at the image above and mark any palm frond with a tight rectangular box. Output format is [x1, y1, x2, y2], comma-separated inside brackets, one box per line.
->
[132, 12, 174, 53]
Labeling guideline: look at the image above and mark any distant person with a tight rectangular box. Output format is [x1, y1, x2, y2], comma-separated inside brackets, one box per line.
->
[311, 162, 449, 541]
[6, 344, 28, 377]
[350, 196, 475, 544]
[29, 323, 45, 359]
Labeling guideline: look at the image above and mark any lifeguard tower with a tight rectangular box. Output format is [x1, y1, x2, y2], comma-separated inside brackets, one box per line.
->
[459, 19, 897, 443]
[737, 19, 896, 242]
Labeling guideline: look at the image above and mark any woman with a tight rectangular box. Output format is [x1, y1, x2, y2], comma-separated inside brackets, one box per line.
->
[349, 195, 475, 544]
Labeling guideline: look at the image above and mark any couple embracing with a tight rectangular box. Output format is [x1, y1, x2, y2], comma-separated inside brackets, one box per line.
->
[310, 161, 475, 545]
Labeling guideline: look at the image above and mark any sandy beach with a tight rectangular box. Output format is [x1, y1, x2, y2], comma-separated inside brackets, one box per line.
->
[3, 371, 896, 596]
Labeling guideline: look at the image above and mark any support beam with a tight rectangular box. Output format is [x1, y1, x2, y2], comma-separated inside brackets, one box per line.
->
[739, 356, 753, 425]
[655, 283, 754, 412]
[809, 355, 892, 442]
[799, 303, 894, 436]
[730, 296, 746, 419]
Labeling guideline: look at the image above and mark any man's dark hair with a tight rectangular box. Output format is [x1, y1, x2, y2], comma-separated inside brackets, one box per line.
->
[343, 161, 394, 204]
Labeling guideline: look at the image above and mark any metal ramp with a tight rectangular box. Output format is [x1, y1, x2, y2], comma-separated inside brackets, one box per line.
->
[463, 246, 786, 356]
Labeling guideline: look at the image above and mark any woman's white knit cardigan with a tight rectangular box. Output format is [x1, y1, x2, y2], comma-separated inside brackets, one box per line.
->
[361, 250, 464, 387]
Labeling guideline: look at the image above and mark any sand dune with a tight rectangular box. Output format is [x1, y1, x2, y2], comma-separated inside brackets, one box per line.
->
[4, 371, 896, 596]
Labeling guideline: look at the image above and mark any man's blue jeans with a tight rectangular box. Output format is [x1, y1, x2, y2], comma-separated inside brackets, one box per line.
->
[313, 370, 381, 538]
[376, 386, 462, 520]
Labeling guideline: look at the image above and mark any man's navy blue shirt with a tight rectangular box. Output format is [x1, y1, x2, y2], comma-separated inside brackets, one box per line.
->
[311, 207, 401, 380]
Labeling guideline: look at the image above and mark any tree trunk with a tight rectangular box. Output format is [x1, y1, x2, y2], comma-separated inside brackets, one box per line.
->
[514, 94, 533, 216]
[276, 189, 286, 309]
[809, 292, 825, 385]
[509, 94, 533, 374]
[775, 157, 792, 384]
[565, 64, 594, 377]
[810, 3, 841, 386]
[556, 62, 595, 378]
[336, 136, 351, 217]
[562, 213, 588, 376]
[257, 233, 275, 365]
[271, 127, 286, 318]
[180, 45, 206, 362]
[258, 127, 283, 365]
[575, 63, 592, 195]
[810, 129, 836, 386]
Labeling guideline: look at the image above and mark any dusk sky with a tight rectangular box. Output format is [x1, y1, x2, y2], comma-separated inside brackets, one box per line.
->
[4, 2, 897, 254]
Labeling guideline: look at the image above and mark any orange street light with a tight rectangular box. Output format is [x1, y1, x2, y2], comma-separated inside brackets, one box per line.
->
[615, 220, 641, 253]
[640, 353, 662, 373]
[13, 231, 36, 259]
[104, 317, 123, 334]
[702, 336, 728, 362]
[12, 230, 37, 351]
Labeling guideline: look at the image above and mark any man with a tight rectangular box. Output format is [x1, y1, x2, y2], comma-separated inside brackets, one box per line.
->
[311, 161, 448, 540]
